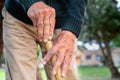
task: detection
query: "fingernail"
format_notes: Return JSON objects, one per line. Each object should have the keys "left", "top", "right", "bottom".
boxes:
{"left": 38, "top": 63, "right": 42, "bottom": 69}
{"left": 41, "top": 61, "right": 46, "bottom": 65}
{"left": 62, "top": 73, "right": 65, "bottom": 77}
{"left": 43, "top": 61, "right": 46, "bottom": 65}
{"left": 43, "top": 39, "right": 47, "bottom": 42}
{"left": 53, "top": 71, "right": 56, "bottom": 75}
{"left": 49, "top": 36, "right": 52, "bottom": 40}
{"left": 40, "top": 39, "right": 42, "bottom": 42}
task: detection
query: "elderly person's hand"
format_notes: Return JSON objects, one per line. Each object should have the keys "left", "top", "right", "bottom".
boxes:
{"left": 27, "top": 2, "right": 56, "bottom": 42}
{"left": 41, "top": 30, "right": 76, "bottom": 77}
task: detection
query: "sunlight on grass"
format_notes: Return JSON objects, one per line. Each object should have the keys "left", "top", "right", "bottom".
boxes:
{"left": 0, "top": 69, "right": 5, "bottom": 80}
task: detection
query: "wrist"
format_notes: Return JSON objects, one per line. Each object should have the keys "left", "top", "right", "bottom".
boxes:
{"left": 61, "top": 30, "right": 76, "bottom": 40}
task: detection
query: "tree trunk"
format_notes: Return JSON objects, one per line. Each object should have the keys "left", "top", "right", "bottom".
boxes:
{"left": 103, "top": 35, "right": 120, "bottom": 79}
{"left": 95, "top": 34, "right": 108, "bottom": 64}
{"left": 95, "top": 32, "right": 120, "bottom": 79}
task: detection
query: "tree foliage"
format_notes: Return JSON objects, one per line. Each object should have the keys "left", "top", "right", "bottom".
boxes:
{"left": 79, "top": 0, "right": 120, "bottom": 78}
{"left": 80, "top": 0, "right": 120, "bottom": 42}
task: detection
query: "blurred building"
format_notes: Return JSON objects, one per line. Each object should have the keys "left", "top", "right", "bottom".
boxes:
{"left": 76, "top": 49, "right": 103, "bottom": 66}
{"left": 111, "top": 48, "right": 120, "bottom": 67}
{"left": 76, "top": 48, "right": 120, "bottom": 67}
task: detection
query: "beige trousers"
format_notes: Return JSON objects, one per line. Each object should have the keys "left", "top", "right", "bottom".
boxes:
{"left": 2, "top": 8, "right": 78, "bottom": 80}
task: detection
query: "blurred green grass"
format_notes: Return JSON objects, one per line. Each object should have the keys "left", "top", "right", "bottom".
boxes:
{"left": 0, "top": 69, "right": 5, "bottom": 80}
{"left": 78, "top": 66, "right": 111, "bottom": 80}
{"left": 0, "top": 66, "right": 120, "bottom": 80}
{"left": 78, "top": 66, "right": 110, "bottom": 76}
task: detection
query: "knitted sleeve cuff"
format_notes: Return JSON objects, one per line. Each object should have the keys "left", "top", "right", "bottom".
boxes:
{"left": 62, "top": 15, "right": 83, "bottom": 38}
{"left": 17, "top": 0, "right": 43, "bottom": 13}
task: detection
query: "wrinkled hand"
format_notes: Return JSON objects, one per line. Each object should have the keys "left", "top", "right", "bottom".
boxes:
{"left": 27, "top": 2, "right": 56, "bottom": 42}
{"left": 41, "top": 30, "right": 76, "bottom": 77}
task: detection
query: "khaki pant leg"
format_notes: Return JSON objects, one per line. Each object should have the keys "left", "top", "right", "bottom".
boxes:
{"left": 2, "top": 8, "right": 38, "bottom": 80}
{"left": 64, "top": 48, "right": 78, "bottom": 80}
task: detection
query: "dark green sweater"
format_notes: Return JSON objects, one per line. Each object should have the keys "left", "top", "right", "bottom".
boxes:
{"left": 5, "top": 0, "right": 88, "bottom": 37}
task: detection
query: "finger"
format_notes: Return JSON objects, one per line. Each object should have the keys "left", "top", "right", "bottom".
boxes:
{"left": 37, "top": 14, "right": 44, "bottom": 42}
{"left": 31, "top": 18, "right": 38, "bottom": 32}
{"left": 28, "top": 11, "right": 38, "bottom": 32}
{"left": 43, "top": 12, "right": 50, "bottom": 42}
{"left": 31, "top": 17, "right": 37, "bottom": 27}
{"left": 52, "top": 50, "right": 65, "bottom": 74}
{"left": 49, "top": 9, "right": 56, "bottom": 40}
{"left": 41, "top": 44, "right": 59, "bottom": 65}
{"left": 61, "top": 51, "right": 73, "bottom": 77}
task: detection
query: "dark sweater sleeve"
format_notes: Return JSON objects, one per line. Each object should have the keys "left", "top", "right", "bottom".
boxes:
{"left": 62, "top": 0, "right": 88, "bottom": 37}
{"left": 16, "top": 0, "right": 43, "bottom": 13}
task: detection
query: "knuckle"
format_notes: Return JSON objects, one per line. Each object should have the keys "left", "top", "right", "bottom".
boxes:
{"left": 45, "top": 25, "right": 49, "bottom": 29}
{"left": 44, "top": 9, "right": 51, "bottom": 14}
{"left": 29, "top": 14, "right": 34, "bottom": 18}
{"left": 51, "top": 8, "right": 55, "bottom": 13}
{"left": 50, "top": 19, "right": 55, "bottom": 23}
{"left": 69, "top": 55, "right": 72, "bottom": 58}
{"left": 44, "top": 30, "right": 49, "bottom": 35}
{"left": 38, "top": 30, "right": 43, "bottom": 34}
{"left": 63, "top": 60, "right": 67, "bottom": 64}
{"left": 44, "top": 9, "right": 49, "bottom": 13}
{"left": 39, "top": 30, "right": 43, "bottom": 34}
{"left": 37, "top": 23, "right": 42, "bottom": 27}
{"left": 39, "top": 11, "right": 45, "bottom": 16}
{"left": 29, "top": 13, "right": 35, "bottom": 19}
{"left": 44, "top": 23, "right": 49, "bottom": 26}
{"left": 44, "top": 58, "right": 49, "bottom": 62}
{"left": 59, "top": 59, "right": 63, "bottom": 63}
{"left": 39, "top": 25, "right": 43, "bottom": 29}
{"left": 50, "top": 33, "right": 53, "bottom": 37}
{"left": 57, "top": 55, "right": 61, "bottom": 60}
{"left": 39, "top": 13, "right": 44, "bottom": 18}
{"left": 34, "top": 12, "right": 39, "bottom": 17}
{"left": 51, "top": 24, "right": 55, "bottom": 28}
{"left": 38, "top": 32, "right": 43, "bottom": 36}
{"left": 39, "top": 9, "right": 44, "bottom": 13}
{"left": 37, "top": 21, "right": 43, "bottom": 26}
{"left": 64, "top": 59, "right": 69, "bottom": 65}
{"left": 50, "top": 29, "right": 53, "bottom": 33}
{"left": 57, "top": 61, "right": 61, "bottom": 65}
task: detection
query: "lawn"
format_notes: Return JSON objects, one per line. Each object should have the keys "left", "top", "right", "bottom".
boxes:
{"left": 0, "top": 66, "right": 120, "bottom": 80}
{"left": 0, "top": 69, "right": 5, "bottom": 80}
{"left": 78, "top": 66, "right": 111, "bottom": 80}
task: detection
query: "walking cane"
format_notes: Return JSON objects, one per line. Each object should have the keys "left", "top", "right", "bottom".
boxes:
{"left": 44, "top": 41, "right": 64, "bottom": 80}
